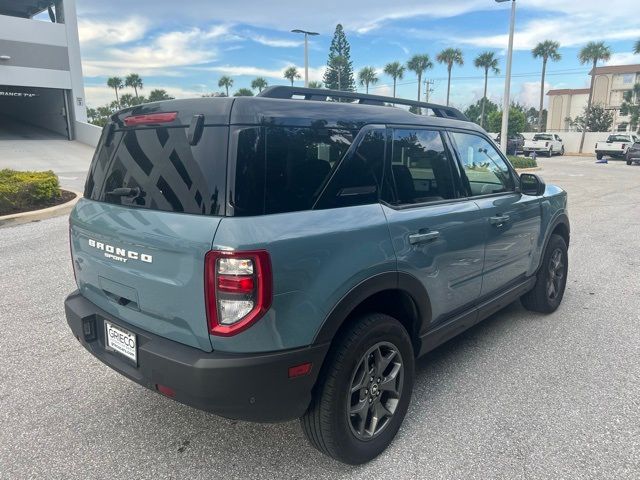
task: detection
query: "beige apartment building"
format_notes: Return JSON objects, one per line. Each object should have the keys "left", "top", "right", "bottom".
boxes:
{"left": 546, "top": 64, "right": 640, "bottom": 132}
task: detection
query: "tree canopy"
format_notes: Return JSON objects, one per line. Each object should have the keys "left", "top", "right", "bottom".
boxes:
{"left": 323, "top": 24, "right": 355, "bottom": 91}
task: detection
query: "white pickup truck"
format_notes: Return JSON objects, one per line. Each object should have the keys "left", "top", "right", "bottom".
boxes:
{"left": 595, "top": 133, "right": 640, "bottom": 160}
{"left": 523, "top": 133, "right": 565, "bottom": 157}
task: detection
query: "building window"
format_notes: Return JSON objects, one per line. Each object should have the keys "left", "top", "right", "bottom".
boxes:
{"left": 617, "top": 123, "right": 629, "bottom": 132}
{"left": 622, "top": 74, "right": 634, "bottom": 85}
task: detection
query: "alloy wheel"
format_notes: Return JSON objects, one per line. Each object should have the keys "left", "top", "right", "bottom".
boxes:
{"left": 546, "top": 248, "right": 565, "bottom": 300}
{"left": 347, "top": 341, "right": 404, "bottom": 440}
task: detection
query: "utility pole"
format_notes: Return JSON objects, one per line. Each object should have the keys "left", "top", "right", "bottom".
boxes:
{"left": 424, "top": 79, "right": 435, "bottom": 103}
{"left": 496, "top": 0, "right": 517, "bottom": 154}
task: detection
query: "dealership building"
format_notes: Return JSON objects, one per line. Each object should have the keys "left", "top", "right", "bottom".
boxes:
{"left": 0, "top": 0, "right": 87, "bottom": 140}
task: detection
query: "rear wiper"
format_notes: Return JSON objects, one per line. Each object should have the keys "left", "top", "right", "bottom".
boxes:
{"left": 106, "top": 187, "right": 140, "bottom": 197}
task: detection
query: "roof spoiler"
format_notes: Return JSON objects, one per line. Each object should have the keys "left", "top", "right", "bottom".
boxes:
{"left": 257, "top": 86, "right": 469, "bottom": 122}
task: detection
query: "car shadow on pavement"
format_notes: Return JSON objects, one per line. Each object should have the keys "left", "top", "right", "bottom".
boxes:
{"left": 91, "top": 299, "right": 537, "bottom": 477}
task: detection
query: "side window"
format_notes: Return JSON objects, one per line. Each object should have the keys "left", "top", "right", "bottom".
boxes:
{"left": 232, "top": 126, "right": 353, "bottom": 216}
{"left": 450, "top": 132, "right": 515, "bottom": 196}
{"left": 316, "top": 128, "right": 387, "bottom": 209}
{"left": 390, "top": 129, "right": 456, "bottom": 205}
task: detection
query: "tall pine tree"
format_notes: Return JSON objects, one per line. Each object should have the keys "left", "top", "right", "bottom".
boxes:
{"left": 323, "top": 24, "right": 355, "bottom": 92}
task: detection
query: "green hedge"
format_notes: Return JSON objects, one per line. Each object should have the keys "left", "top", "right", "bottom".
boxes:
{"left": 507, "top": 155, "right": 538, "bottom": 169}
{"left": 0, "top": 169, "right": 61, "bottom": 215}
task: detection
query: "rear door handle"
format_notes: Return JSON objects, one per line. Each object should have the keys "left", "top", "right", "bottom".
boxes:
{"left": 489, "top": 215, "right": 510, "bottom": 226}
{"left": 409, "top": 231, "right": 440, "bottom": 245}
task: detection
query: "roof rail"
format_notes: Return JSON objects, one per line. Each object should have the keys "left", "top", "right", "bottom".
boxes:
{"left": 257, "top": 86, "right": 469, "bottom": 122}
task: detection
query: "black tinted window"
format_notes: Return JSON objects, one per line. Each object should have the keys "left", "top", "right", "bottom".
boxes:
{"left": 233, "top": 126, "right": 353, "bottom": 215}
{"left": 86, "top": 126, "right": 226, "bottom": 215}
{"left": 316, "top": 129, "right": 387, "bottom": 209}
{"left": 390, "top": 129, "right": 456, "bottom": 205}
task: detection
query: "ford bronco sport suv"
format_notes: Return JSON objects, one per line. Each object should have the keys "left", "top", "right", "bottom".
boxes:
{"left": 65, "top": 86, "right": 569, "bottom": 464}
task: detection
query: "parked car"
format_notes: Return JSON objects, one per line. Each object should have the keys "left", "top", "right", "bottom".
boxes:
{"left": 496, "top": 133, "right": 525, "bottom": 155}
{"left": 595, "top": 133, "right": 640, "bottom": 160}
{"left": 523, "top": 133, "right": 565, "bottom": 157}
{"left": 626, "top": 140, "right": 640, "bottom": 165}
{"left": 65, "top": 86, "right": 570, "bottom": 464}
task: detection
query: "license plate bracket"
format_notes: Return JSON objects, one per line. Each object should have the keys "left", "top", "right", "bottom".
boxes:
{"left": 104, "top": 320, "right": 137, "bottom": 364}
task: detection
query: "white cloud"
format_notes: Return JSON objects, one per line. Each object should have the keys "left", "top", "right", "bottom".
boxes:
{"left": 252, "top": 35, "right": 302, "bottom": 48}
{"left": 605, "top": 52, "right": 640, "bottom": 66}
{"left": 78, "top": 17, "right": 149, "bottom": 45}
{"left": 81, "top": 24, "right": 238, "bottom": 77}
{"left": 84, "top": 84, "right": 208, "bottom": 107}
{"left": 448, "top": 14, "right": 640, "bottom": 51}
{"left": 198, "top": 64, "right": 327, "bottom": 83}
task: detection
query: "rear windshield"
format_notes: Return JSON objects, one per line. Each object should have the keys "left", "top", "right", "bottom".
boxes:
{"left": 607, "top": 135, "right": 630, "bottom": 142}
{"left": 533, "top": 134, "right": 552, "bottom": 141}
{"left": 85, "top": 125, "right": 227, "bottom": 216}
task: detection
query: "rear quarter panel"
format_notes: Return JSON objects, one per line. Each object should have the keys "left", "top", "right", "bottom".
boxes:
{"left": 209, "top": 204, "right": 396, "bottom": 353}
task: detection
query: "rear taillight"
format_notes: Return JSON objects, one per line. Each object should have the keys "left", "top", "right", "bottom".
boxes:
{"left": 205, "top": 250, "right": 272, "bottom": 336}
{"left": 124, "top": 112, "right": 177, "bottom": 127}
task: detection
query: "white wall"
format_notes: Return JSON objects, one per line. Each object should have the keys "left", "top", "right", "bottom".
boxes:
{"left": 61, "top": 0, "right": 87, "bottom": 123}
{"left": 74, "top": 121, "right": 102, "bottom": 147}
{"left": 522, "top": 131, "right": 610, "bottom": 155}
{"left": 0, "top": 14, "right": 67, "bottom": 46}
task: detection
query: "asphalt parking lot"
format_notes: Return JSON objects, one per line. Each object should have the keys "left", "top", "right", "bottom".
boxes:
{"left": 1, "top": 156, "right": 639, "bottom": 479}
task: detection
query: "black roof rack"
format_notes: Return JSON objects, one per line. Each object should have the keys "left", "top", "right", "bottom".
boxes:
{"left": 257, "top": 86, "right": 469, "bottom": 122}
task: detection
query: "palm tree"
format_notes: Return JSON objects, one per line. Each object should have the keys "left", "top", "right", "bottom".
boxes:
{"left": 436, "top": 48, "right": 464, "bottom": 106}
{"left": 407, "top": 54, "right": 433, "bottom": 104}
{"left": 308, "top": 81, "right": 324, "bottom": 89}
{"left": 283, "top": 66, "right": 301, "bottom": 86}
{"left": 218, "top": 76, "right": 234, "bottom": 97}
{"left": 251, "top": 77, "right": 268, "bottom": 93}
{"left": 473, "top": 52, "right": 500, "bottom": 128}
{"left": 532, "top": 41, "right": 561, "bottom": 132}
{"left": 358, "top": 67, "right": 378, "bottom": 94}
{"left": 634, "top": 39, "right": 640, "bottom": 54}
{"left": 107, "top": 77, "right": 123, "bottom": 106}
{"left": 578, "top": 41, "right": 612, "bottom": 151}
{"left": 124, "top": 73, "right": 143, "bottom": 98}
{"left": 383, "top": 61, "right": 405, "bottom": 98}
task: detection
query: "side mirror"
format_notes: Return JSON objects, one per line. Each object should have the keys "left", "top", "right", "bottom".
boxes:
{"left": 520, "top": 173, "right": 545, "bottom": 196}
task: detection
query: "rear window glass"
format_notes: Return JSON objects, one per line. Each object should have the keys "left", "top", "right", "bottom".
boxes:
{"left": 607, "top": 135, "right": 630, "bottom": 142}
{"left": 232, "top": 126, "right": 353, "bottom": 215}
{"left": 85, "top": 126, "right": 226, "bottom": 216}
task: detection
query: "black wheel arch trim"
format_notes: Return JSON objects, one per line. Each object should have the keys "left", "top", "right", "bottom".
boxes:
{"left": 538, "top": 212, "right": 570, "bottom": 271}
{"left": 313, "top": 271, "right": 432, "bottom": 347}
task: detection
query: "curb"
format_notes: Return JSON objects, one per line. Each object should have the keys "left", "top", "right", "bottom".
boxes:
{"left": 0, "top": 190, "right": 81, "bottom": 228}
{"left": 516, "top": 166, "right": 542, "bottom": 173}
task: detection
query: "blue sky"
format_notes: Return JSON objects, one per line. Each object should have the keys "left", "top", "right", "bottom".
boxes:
{"left": 72, "top": 0, "right": 640, "bottom": 109}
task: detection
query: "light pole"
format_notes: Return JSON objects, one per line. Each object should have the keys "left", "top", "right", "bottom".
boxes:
{"left": 496, "top": 0, "right": 516, "bottom": 154}
{"left": 291, "top": 29, "right": 319, "bottom": 87}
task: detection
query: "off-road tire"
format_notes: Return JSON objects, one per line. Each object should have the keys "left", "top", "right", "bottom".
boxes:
{"left": 596, "top": 152, "right": 603, "bottom": 160}
{"left": 521, "top": 234, "right": 568, "bottom": 313}
{"left": 301, "top": 313, "right": 414, "bottom": 464}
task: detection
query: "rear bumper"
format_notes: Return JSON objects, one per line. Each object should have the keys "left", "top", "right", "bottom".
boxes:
{"left": 595, "top": 149, "right": 625, "bottom": 156}
{"left": 64, "top": 291, "right": 329, "bottom": 423}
